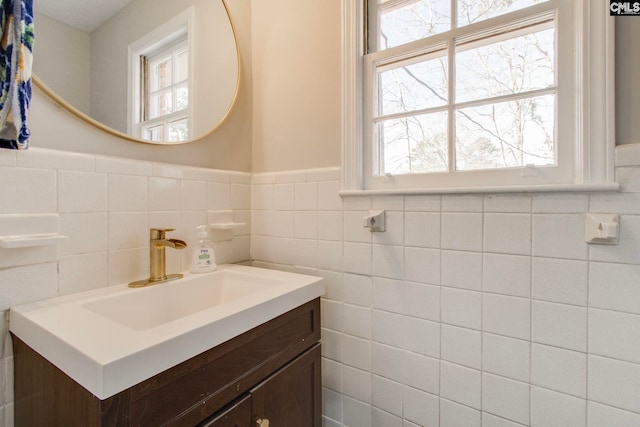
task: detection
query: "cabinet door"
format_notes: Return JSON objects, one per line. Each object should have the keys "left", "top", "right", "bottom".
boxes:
{"left": 200, "top": 395, "right": 252, "bottom": 427}
{"left": 251, "top": 344, "right": 321, "bottom": 427}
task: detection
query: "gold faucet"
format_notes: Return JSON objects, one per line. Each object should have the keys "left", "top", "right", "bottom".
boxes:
{"left": 128, "top": 228, "right": 188, "bottom": 288}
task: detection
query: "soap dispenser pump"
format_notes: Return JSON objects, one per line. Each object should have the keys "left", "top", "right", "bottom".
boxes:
{"left": 190, "top": 225, "right": 216, "bottom": 273}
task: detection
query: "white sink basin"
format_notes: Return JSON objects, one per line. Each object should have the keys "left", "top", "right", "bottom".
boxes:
{"left": 84, "top": 270, "right": 283, "bottom": 331}
{"left": 9, "top": 264, "right": 324, "bottom": 399}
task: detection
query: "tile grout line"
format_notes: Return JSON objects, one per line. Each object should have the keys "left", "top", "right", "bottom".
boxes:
{"left": 529, "top": 199, "right": 534, "bottom": 427}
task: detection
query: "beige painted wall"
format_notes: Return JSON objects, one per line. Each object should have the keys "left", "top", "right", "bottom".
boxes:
{"left": 33, "top": 13, "right": 91, "bottom": 114}
{"left": 251, "top": 0, "right": 342, "bottom": 173}
{"left": 28, "top": 0, "right": 252, "bottom": 172}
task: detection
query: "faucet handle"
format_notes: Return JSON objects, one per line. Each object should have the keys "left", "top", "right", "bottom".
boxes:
{"left": 150, "top": 228, "right": 176, "bottom": 239}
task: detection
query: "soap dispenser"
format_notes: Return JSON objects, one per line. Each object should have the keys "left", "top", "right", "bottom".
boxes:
{"left": 190, "top": 225, "right": 217, "bottom": 273}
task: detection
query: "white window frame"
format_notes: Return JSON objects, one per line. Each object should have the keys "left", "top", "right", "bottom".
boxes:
{"left": 127, "top": 7, "right": 194, "bottom": 144}
{"left": 341, "top": 0, "right": 617, "bottom": 194}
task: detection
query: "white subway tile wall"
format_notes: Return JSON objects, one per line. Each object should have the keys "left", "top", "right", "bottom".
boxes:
{"left": 5, "top": 145, "right": 640, "bottom": 426}
{"left": 250, "top": 145, "right": 640, "bottom": 426}
{"left": 0, "top": 149, "right": 251, "bottom": 427}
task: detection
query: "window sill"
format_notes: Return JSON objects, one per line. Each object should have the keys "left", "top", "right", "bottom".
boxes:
{"left": 339, "top": 182, "right": 619, "bottom": 197}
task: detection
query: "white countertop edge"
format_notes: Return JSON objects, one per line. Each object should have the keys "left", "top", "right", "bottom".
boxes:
{"left": 10, "top": 313, "right": 106, "bottom": 393}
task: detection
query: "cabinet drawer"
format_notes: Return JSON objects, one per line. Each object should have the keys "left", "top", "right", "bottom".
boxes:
{"left": 199, "top": 395, "right": 251, "bottom": 427}
{"left": 129, "top": 298, "right": 320, "bottom": 426}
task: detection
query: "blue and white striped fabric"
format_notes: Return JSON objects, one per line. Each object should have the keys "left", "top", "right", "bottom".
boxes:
{"left": 0, "top": 0, "right": 33, "bottom": 150}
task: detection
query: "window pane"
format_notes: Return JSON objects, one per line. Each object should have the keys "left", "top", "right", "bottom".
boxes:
{"left": 152, "top": 57, "right": 172, "bottom": 91}
{"left": 145, "top": 124, "right": 164, "bottom": 142}
{"left": 379, "top": 54, "right": 448, "bottom": 115}
{"left": 150, "top": 90, "right": 172, "bottom": 119}
{"left": 379, "top": 0, "right": 450, "bottom": 50}
{"left": 378, "top": 111, "right": 448, "bottom": 175}
{"left": 175, "top": 82, "right": 189, "bottom": 112}
{"left": 457, "top": 0, "right": 549, "bottom": 26}
{"left": 169, "top": 118, "right": 189, "bottom": 142}
{"left": 176, "top": 49, "right": 189, "bottom": 82}
{"left": 456, "top": 27, "right": 554, "bottom": 103}
{"left": 455, "top": 94, "right": 555, "bottom": 171}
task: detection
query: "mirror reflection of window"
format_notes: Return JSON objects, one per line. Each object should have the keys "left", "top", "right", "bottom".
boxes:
{"left": 128, "top": 9, "right": 193, "bottom": 144}
{"left": 140, "top": 38, "right": 190, "bottom": 142}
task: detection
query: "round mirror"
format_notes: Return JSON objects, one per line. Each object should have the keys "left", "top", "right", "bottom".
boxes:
{"left": 33, "top": 0, "right": 240, "bottom": 144}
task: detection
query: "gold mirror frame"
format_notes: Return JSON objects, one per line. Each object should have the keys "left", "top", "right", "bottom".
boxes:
{"left": 33, "top": 0, "right": 241, "bottom": 145}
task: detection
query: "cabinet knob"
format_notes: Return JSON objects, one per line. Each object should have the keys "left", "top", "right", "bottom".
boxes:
{"left": 256, "top": 419, "right": 270, "bottom": 427}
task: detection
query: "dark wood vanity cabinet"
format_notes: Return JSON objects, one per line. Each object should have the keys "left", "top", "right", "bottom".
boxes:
{"left": 13, "top": 298, "right": 321, "bottom": 427}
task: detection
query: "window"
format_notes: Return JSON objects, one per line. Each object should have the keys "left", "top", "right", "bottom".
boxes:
{"left": 128, "top": 8, "right": 193, "bottom": 144}
{"left": 341, "top": 0, "right": 616, "bottom": 193}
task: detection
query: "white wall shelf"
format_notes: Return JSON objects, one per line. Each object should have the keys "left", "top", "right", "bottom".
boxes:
{"left": 0, "top": 214, "right": 67, "bottom": 268}
{"left": 207, "top": 210, "right": 246, "bottom": 241}
{"left": 0, "top": 233, "right": 68, "bottom": 249}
